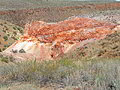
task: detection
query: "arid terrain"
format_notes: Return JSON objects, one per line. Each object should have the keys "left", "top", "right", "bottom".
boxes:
{"left": 0, "top": 1, "right": 120, "bottom": 27}
{"left": 0, "top": 1, "right": 120, "bottom": 90}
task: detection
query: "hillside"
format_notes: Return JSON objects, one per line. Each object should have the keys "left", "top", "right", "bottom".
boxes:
{"left": 2, "top": 17, "right": 117, "bottom": 61}
{"left": 0, "top": 20, "right": 23, "bottom": 52}
{"left": 0, "top": 29, "right": 120, "bottom": 90}
{"left": 64, "top": 28, "right": 120, "bottom": 60}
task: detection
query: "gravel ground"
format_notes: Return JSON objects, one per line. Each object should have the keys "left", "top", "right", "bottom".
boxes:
{"left": 0, "top": 0, "right": 110, "bottom": 11}
{"left": 76, "top": 9, "right": 120, "bottom": 23}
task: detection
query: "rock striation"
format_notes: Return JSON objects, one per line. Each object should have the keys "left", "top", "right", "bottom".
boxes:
{"left": 3, "top": 17, "right": 117, "bottom": 60}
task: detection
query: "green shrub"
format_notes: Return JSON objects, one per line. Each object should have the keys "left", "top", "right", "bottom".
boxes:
{"left": 13, "top": 27, "right": 16, "bottom": 30}
{"left": 3, "top": 36, "right": 8, "bottom": 41}
{"left": 0, "top": 57, "right": 8, "bottom": 63}
{"left": 13, "top": 26, "right": 23, "bottom": 34}
{"left": 0, "top": 54, "right": 14, "bottom": 63}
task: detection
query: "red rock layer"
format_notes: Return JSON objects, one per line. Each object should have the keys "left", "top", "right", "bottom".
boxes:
{"left": 3, "top": 17, "right": 117, "bottom": 60}
{"left": 24, "top": 17, "right": 116, "bottom": 43}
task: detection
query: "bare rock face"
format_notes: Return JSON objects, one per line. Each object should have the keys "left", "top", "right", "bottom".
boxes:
{"left": 3, "top": 17, "right": 117, "bottom": 60}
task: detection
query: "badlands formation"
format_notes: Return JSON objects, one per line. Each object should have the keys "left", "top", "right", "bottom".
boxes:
{"left": 3, "top": 17, "right": 119, "bottom": 60}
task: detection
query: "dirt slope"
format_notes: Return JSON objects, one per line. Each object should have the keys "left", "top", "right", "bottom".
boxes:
{"left": 64, "top": 28, "right": 120, "bottom": 60}
{"left": 0, "top": 20, "right": 23, "bottom": 52}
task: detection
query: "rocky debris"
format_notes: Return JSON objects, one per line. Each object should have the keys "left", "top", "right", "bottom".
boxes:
{"left": 3, "top": 17, "right": 118, "bottom": 60}
{"left": 19, "top": 49, "right": 26, "bottom": 53}
{"left": 11, "top": 49, "right": 18, "bottom": 53}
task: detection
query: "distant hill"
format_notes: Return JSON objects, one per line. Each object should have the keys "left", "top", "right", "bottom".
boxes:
{"left": 0, "top": 0, "right": 117, "bottom": 10}
{"left": 0, "top": 20, "right": 23, "bottom": 52}
{"left": 0, "top": 2, "right": 120, "bottom": 27}
{"left": 0, "top": 0, "right": 99, "bottom": 11}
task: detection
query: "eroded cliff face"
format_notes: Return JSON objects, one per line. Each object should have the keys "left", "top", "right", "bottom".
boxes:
{"left": 3, "top": 17, "right": 117, "bottom": 60}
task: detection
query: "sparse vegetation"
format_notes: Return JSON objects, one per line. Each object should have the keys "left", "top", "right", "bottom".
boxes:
{"left": 0, "top": 20, "right": 23, "bottom": 52}
{"left": 0, "top": 56, "right": 120, "bottom": 90}
{"left": 0, "top": 54, "right": 14, "bottom": 63}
